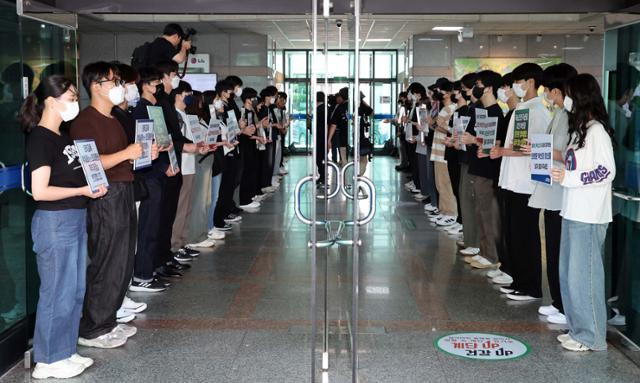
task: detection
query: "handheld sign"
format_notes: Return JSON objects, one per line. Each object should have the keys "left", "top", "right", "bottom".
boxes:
{"left": 167, "top": 146, "right": 179, "bottom": 173}
{"left": 134, "top": 119, "right": 155, "bottom": 170}
{"left": 513, "top": 108, "right": 530, "bottom": 151}
{"left": 418, "top": 105, "right": 430, "bottom": 145}
{"left": 456, "top": 116, "right": 471, "bottom": 151}
{"left": 206, "top": 117, "right": 221, "bottom": 148}
{"left": 186, "top": 114, "right": 206, "bottom": 145}
{"left": 226, "top": 111, "right": 241, "bottom": 145}
{"left": 530, "top": 134, "right": 553, "bottom": 185}
{"left": 74, "top": 139, "right": 109, "bottom": 193}
{"left": 476, "top": 117, "right": 499, "bottom": 155}
{"left": 146, "top": 106, "right": 172, "bottom": 147}
{"left": 475, "top": 108, "right": 488, "bottom": 124}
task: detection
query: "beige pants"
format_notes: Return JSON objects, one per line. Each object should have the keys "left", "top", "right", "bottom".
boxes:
{"left": 471, "top": 175, "right": 500, "bottom": 264}
{"left": 171, "top": 174, "right": 195, "bottom": 251}
{"left": 434, "top": 161, "right": 457, "bottom": 217}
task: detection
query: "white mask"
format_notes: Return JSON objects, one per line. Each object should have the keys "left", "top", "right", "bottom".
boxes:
{"left": 512, "top": 83, "right": 527, "bottom": 98}
{"left": 170, "top": 76, "right": 180, "bottom": 90}
{"left": 497, "top": 88, "right": 509, "bottom": 103}
{"left": 408, "top": 93, "right": 416, "bottom": 102}
{"left": 563, "top": 96, "right": 574, "bottom": 113}
{"left": 108, "top": 85, "right": 125, "bottom": 105}
{"left": 59, "top": 100, "right": 79, "bottom": 122}
{"left": 124, "top": 84, "right": 140, "bottom": 105}
{"left": 213, "top": 99, "right": 224, "bottom": 110}
{"left": 235, "top": 87, "right": 243, "bottom": 96}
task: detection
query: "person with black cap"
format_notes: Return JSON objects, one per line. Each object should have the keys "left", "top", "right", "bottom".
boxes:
{"left": 328, "top": 87, "right": 350, "bottom": 166}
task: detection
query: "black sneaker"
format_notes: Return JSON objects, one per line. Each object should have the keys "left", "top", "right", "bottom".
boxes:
{"left": 182, "top": 247, "right": 200, "bottom": 257}
{"left": 168, "top": 259, "right": 190, "bottom": 270}
{"left": 214, "top": 224, "right": 233, "bottom": 231}
{"left": 129, "top": 280, "right": 166, "bottom": 293}
{"left": 154, "top": 277, "right": 171, "bottom": 288}
{"left": 156, "top": 265, "right": 183, "bottom": 278}
{"left": 173, "top": 249, "right": 193, "bottom": 264}
{"left": 224, "top": 214, "right": 243, "bottom": 224}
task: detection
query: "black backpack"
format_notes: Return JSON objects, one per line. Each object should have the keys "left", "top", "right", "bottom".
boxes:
{"left": 131, "top": 42, "right": 152, "bottom": 69}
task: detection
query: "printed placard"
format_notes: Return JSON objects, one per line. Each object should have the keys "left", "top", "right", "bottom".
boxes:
{"left": 474, "top": 108, "right": 488, "bottom": 125}
{"left": 206, "top": 118, "right": 222, "bottom": 148}
{"left": 74, "top": 139, "right": 109, "bottom": 193}
{"left": 418, "top": 105, "right": 430, "bottom": 145}
{"left": 134, "top": 119, "right": 155, "bottom": 170}
{"left": 475, "top": 117, "right": 499, "bottom": 155}
{"left": 167, "top": 146, "right": 179, "bottom": 173}
{"left": 256, "top": 127, "right": 266, "bottom": 151}
{"left": 530, "top": 134, "right": 553, "bottom": 185}
{"left": 146, "top": 106, "right": 172, "bottom": 147}
{"left": 435, "top": 333, "right": 530, "bottom": 361}
{"left": 226, "top": 111, "right": 241, "bottom": 145}
{"left": 454, "top": 116, "right": 471, "bottom": 152}
{"left": 186, "top": 114, "right": 206, "bottom": 145}
{"left": 513, "top": 108, "right": 530, "bottom": 151}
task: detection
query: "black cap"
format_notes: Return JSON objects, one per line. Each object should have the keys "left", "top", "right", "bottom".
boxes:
{"left": 338, "top": 87, "right": 349, "bottom": 100}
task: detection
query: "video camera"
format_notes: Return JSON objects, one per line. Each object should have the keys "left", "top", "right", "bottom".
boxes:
{"left": 183, "top": 27, "right": 198, "bottom": 55}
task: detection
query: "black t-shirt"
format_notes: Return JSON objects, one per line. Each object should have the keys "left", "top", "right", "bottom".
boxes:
{"left": 111, "top": 106, "right": 135, "bottom": 144}
{"left": 330, "top": 102, "right": 349, "bottom": 146}
{"left": 456, "top": 104, "right": 472, "bottom": 163}
{"left": 147, "top": 38, "right": 178, "bottom": 67}
{"left": 468, "top": 103, "right": 507, "bottom": 181}
{"left": 27, "top": 126, "right": 87, "bottom": 210}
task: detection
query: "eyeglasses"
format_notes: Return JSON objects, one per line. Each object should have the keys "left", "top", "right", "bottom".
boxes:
{"left": 97, "top": 78, "right": 124, "bottom": 87}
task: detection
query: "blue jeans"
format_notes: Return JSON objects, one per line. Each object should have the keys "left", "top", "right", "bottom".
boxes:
{"left": 31, "top": 209, "right": 87, "bottom": 363}
{"left": 208, "top": 173, "right": 222, "bottom": 230}
{"left": 559, "top": 218, "right": 608, "bottom": 350}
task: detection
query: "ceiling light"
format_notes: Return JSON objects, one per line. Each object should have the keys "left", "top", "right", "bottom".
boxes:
{"left": 290, "top": 39, "right": 310, "bottom": 42}
{"left": 562, "top": 46, "right": 584, "bottom": 50}
{"left": 367, "top": 38, "right": 392, "bottom": 42}
{"left": 432, "top": 26, "right": 464, "bottom": 32}
{"left": 418, "top": 37, "right": 444, "bottom": 42}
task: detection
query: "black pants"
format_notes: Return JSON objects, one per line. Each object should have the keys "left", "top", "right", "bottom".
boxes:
{"left": 261, "top": 143, "right": 274, "bottom": 188}
{"left": 504, "top": 190, "right": 542, "bottom": 297}
{"left": 157, "top": 173, "right": 182, "bottom": 266}
{"left": 80, "top": 182, "right": 136, "bottom": 339}
{"left": 407, "top": 142, "right": 419, "bottom": 188}
{"left": 135, "top": 172, "right": 164, "bottom": 280}
{"left": 256, "top": 149, "right": 267, "bottom": 195}
{"left": 239, "top": 138, "right": 258, "bottom": 205}
{"left": 214, "top": 154, "right": 240, "bottom": 227}
{"left": 316, "top": 143, "right": 327, "bottom": 183}
{"left": 447, "top": 159, "right": 461, "bottom": 223}
{"left": 496, "top": 187, "right": 511, "bottom": 275}
{"left": 544, "top": 209, "right": 563, "bottom": 312}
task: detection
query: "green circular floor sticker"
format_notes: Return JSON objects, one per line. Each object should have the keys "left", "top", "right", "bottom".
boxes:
{"left": 435, "top": 333, "right": 530, "bottom": 360}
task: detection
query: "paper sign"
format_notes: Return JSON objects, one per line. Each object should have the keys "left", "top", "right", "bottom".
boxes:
{"left": 186, "top": 114, "right": 206, "bottom": 145}
{"left": 146, "top": 106, "right": 172, "bottom": 147}
{"left": 418, "top": 105, "right": 429, "bottom": 145}
{"left": 455, "top": 116, "right": 471, "bottom": 151}
{"left": 256, "top": 127, "right": 266, "bottom": 151}
{"left": 475, "top": 108, "right": 488, "bottom": 123}
{"left": 475, "top": 117, "right": 499, "bottom": 154}
{"left": 404, "top": 105, "right": 414, "bottom": 141}
{"left": 206, "top": 118, "right": 221, "bottom": 148}
{"left": 134, "top": 119, "right": 155, "bottom": 170}
{"left": 167, "top": 146, "right": 179, "bottom": 173}
{"left": 513, "top": 108, "right": 530, "bottom": 151}
{"left": 226, "top": 111, "right": 241, "bottom": 145}
{"left": 530, "top": 134, "right": 553, "bottom": 185}
{"left": 74, "top": 139, "right": 109, "bottom": 193}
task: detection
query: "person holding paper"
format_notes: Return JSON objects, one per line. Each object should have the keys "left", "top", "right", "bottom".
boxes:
{"left": 490, "top": 63, "right": 552, "bottom": 301}
{"left": 20, "top": 76, "right": 107, "bottom": 379}
{"left": 407, "top": 83, "right": 429, "bottom": 202}
{"left": 551, "top": 73, "right": 615, "bottom": 352}
{"left": 238, "top": 87, "right": 263, "bottom": 210}
{"left": 386, "top": 92, "right": 409, "bottom": 171}
{"left": 327, "top": 87, "right": 350, "bottom": 167}
{"left": 257, "top": 86, "right": 279, "bottom": 193}
{"left": 462, "top": 71, "right": 508, "bottom": 271}
{"left": 525, "top": 63, "right": 577, "bottom": 325}
{"left": 70, "top": 62, "right": 142, "bottom": 349}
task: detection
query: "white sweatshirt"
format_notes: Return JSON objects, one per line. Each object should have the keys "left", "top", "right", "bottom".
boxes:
{"left": 560, "top": 120, "right": 615, "bottom": 224}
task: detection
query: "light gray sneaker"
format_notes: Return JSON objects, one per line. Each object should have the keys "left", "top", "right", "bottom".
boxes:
{"left": 70, "top": 353, "right": 94, "bottom": 368}
{"left": 112, "top": 324, "right": 137, "bottom": 338}
{"left": 78, "top": 332, "right": 127, "bottom": 349}
{"left": 32, "top": 359, "right": 86, "bottom": 379}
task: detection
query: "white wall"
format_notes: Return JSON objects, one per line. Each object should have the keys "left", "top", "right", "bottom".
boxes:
{"left": 411, "top": 33, "right": 604, "bottom": 87}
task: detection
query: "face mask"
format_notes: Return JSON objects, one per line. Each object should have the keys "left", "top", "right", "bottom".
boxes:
{"left": 213, "top": 99, "right": 224, "bottom": 110}
{"left": 155, "top": 84, "right": 163, "bottom": 95}
{"left": 433, "top": 92, "right": 444, "bottom": 102}
{"left": 125, "top": 84, "right": 140, "bottom": 104}
{"left": 108, "top": 85, "right": 125, "bottom": 105}
{"left": 58, "top": 100, "right": 79, "bottom": 122}
{"left": 472, "top": 86, "right": 485, "bottom": 100}
{"left": 462, "top": 91, "right": 471, "bottom": 101}
{"left": 170, "top": 76, "right": 180, "bottom": 90}
{"left": 408, "top": 93, "right": 416, "bottom": 102}
{"left": 183, "top": 94, "right": 193, "bottom": 106}
{"left": 235, "top": 87, "right": 243, "bottom": 96}
{"left": 563, "top": 96, "right": 574, "bottom": 113}
{"left": 542, "top": 91, "right": 553, "bottom": 105}
{"left": 512, "top": 83, "right": 527, "bottom": 98}
{"left": 252, "top": 99, "right": 259, "bottom": 109}
{"left": 497, "top": 88, "right": 509, "bottom": 103}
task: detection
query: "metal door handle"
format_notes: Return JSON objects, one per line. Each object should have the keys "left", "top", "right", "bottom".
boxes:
{"left": 294, "top": 175, "right": 326, "bottom": 225}
{"left": 340, "top": 161, "right": 355, "bottom": 200}
{"left": 613, "top": 190, "right": 640, "bottom": 202}
{"left": 355, "top": 176, "right": 376, "bottom": 225}
{"left": 317, "top": 160, "right": 341, "bottom": 200}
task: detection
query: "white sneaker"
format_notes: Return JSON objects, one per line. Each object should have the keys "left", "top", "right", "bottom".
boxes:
{"left": 608, "top": 309, "right": 626, "bottom": 326}
{"left": 506, "top": 292, "right": 541, "bottom": 301}
{"left": 409, "top": 187, "right": 420, "bottom": 193}
{"left": 538, "top": 305, "right": 560, "bottom": 316}
{"left": 456, "top": 240, "right": 466, "bottom": 248}
{"left": 262, "top": 186, "right": 277, "bottom": 193}
{"left": 486, "top": 269, "right": 503, "bottom": 279}
{"left": 470, "top": 257, "right": 496, "bottom": 269}
{"left": 116, "top": 309, "right": 135, "bottom": 324}
{"left": 557, "top": 333, "right": 571, "bottom": 343}
{"left": 460, "top": 247, "right": 480, "bottom": 256}
{"left": 404, "top": 181, "right": 415, "bottom": 190}
{"left": 499, "top": 286, "right": 515, "bottom": 294}
{"left": 122, "top": 296, "right": 147, "bottom": 313}
{"left": 547, "top": 313, "right": 567, "bottom": 324}
{"left": 492, "top": 273, "right": 514, "bottom": 285}
{"left": 112, "top": 324, "right": 137, "bottom": 338}
{"left": 423, "top": 203, "right": 438, "bottom": 212}
{"left": 445, "top": 223, "right": 462, "bottom": 232}
{"left": 429, "top": 214, "right": 443, "bottom": 223}
{"left": 239, "top": 201, "right": 261, "bottom": 209}
{"left": 561, "top": 338, "right": 590, "bottom": 352}
{"left": 464, "top": 255, "right": 483, "bottom": 264}
{"left": 187, "top": 238, "right": 216, "bottom": 248}
{"left": 208, "top": 229, "right": 226, "bottom": 240}
{"left": 69, "top": 353, "right": 94, "bottom": 368}
{"left": 253, "top": 194, "right": 266, "bottom": 202}
{"left": 436, "top": 215, "right": 457, "bottom": 227}
{"left": 32, "top": 358, "right": 86, "bottom": 379}
{"left": 78, "top": 332, "right": 127, "bottom": 348}
{"left": 279, "top": 167, "right": 288, "bottom": 175}
{"left": 414, "top": 194, "right": 428, "bottom": 201}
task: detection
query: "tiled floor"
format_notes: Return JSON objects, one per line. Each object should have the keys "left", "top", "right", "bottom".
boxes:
{"left": 2, "top": 156, "right": 639, "bottom": 382}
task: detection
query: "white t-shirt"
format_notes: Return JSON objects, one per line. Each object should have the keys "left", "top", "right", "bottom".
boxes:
{"left": 498, "top": 96, "right": 552, "bottom": 194}
{"left": 176, "top": 108, "right": 196, "bottom": 175}
{"left": 560, "top": 121, "right": 615, "bottom": 224}
{"left": 430, "top": 104, "right": 456, "bottom": 163}
{"left": 528, "top": 108, "right": 570, "bottom": 211}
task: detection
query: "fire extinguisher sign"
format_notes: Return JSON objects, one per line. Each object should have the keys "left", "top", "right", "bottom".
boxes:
{"left": 435, "top": 333, "right": 530, "bottom": 361}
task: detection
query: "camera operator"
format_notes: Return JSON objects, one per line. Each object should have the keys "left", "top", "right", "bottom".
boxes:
{"left": 146, "top": 23, "right": 193, "bottom": 66}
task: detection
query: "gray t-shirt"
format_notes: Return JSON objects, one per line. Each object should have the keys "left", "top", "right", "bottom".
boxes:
{"left": 528, "top": 108, "right": 570, "bottom": 211}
